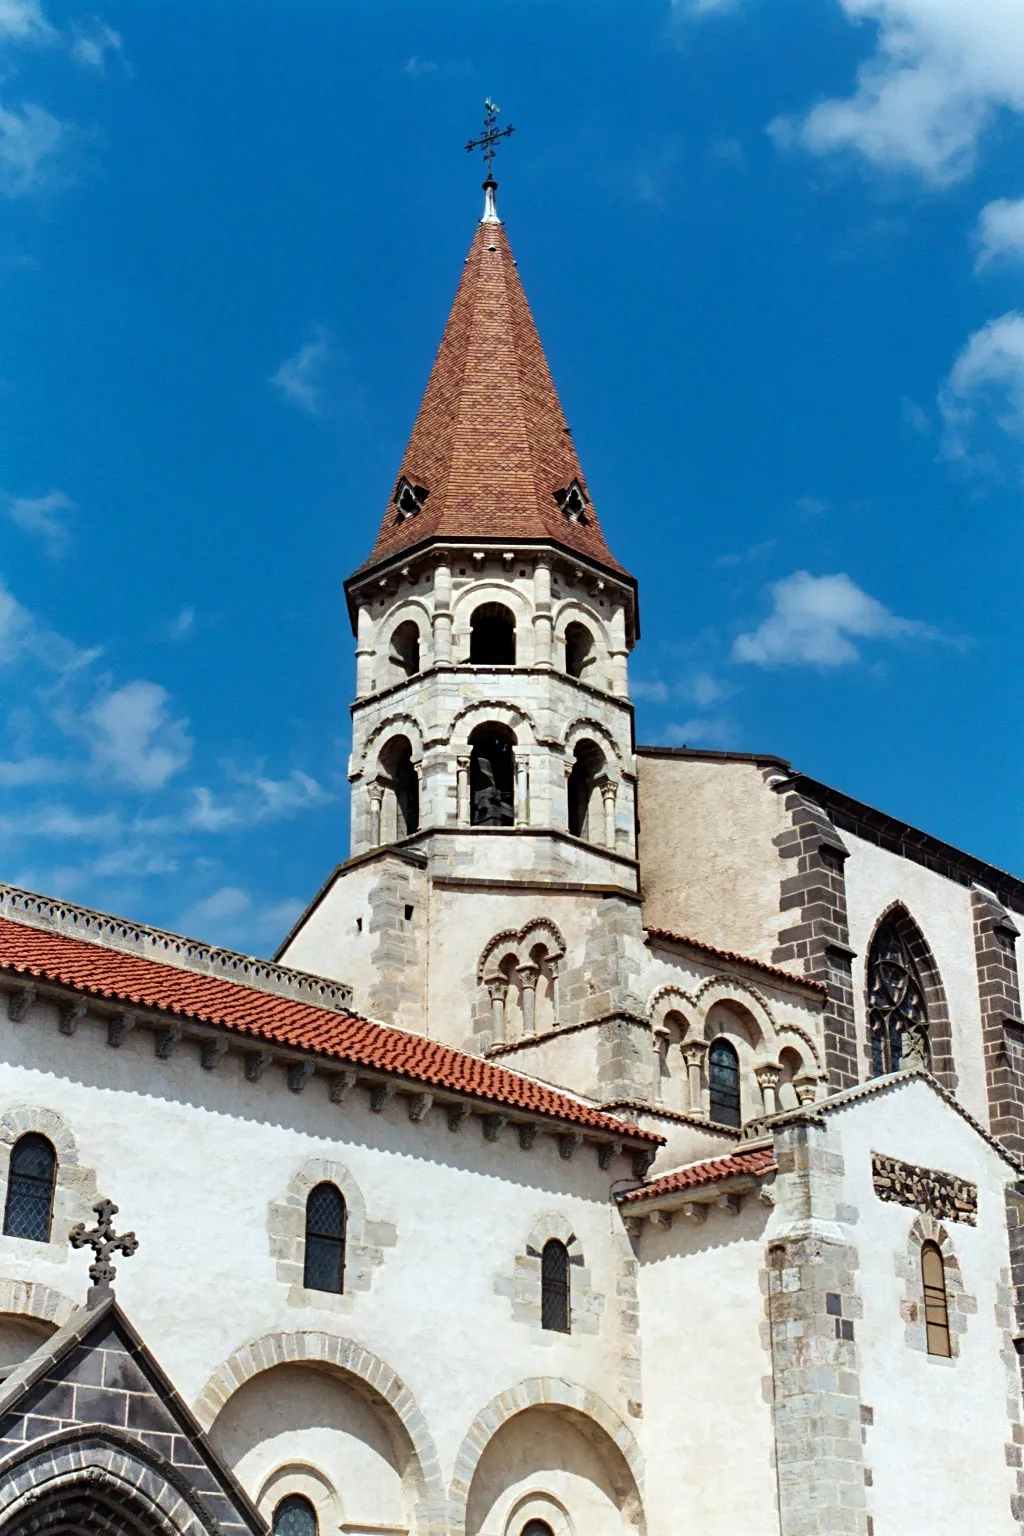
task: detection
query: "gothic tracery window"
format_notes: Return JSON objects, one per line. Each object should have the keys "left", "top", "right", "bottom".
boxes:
{"left": 303, "top": 1182, "right": 346, "bottom": 1294}
{"left": 3, "top": 1133, "right": 56, "bottom": 1242}
{"left": 868, "top": 921, "right": 929, "bottom": 1076}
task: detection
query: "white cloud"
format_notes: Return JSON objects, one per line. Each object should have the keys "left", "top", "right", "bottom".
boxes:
{"left": 663, "top": 717, "right": 735, "bottom": 747}
{"left": 167, "top": 606, "right": 195, "bottom": 641}
{"left": 0, "top": 99, "right": 70, "bottom": 196}
{"left": 180, "top": 885, "right": 250, "bottom": 932}
{"left": 86, "top": 681, "right": 193, "bottom": 791}
{"left": 403, "top": 55, "right": 437, "bottom": 77}
{"left": 732, "top": 571, "right": 935, "bottom": 667}
{"left": 6, "top": 488, "right": 74, "bottom": 553}
{"left": 0, "top": 0, "right": 54, "bottom": 44}
{"left": 901, "top": 396, "right": 932, "bottom": 434}
{"left": 0, "top": 755, "right": 67, "bottom": 786}
{"left": 186, "top": 769, "right": 329, "bottom": 832}
{"left": 672, "top": 0, "right": 738, "bottom": 15}
{"left": 270, "top": 326, "right": 332, "bottom": 416}
{"left": 772, "top": 0, "right": 1024, "bottom": 186}
{"left": 940, "top": 312, "right": 1024, "bottom": 461}
{"left": 975, "top": 198, "right": 1024, "bottom": 269}
{"left": 631, "top": 678, "right": 669, "bottom": 704}
{"left": 70, "top": 19, "right": 122, "bottom": 70}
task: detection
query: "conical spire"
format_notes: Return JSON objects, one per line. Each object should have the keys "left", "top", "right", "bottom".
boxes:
{"left": 359, "top": 203, "right": 628, "bottom": 577}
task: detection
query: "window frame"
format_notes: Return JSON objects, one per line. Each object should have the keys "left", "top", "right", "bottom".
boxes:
{"left": 921, "top": 1239, "right": 952, "bottom": 1359}
{"left": 708, "top": 1037, "right": 741, "bottom": 1129}
{"left": 303, "top": 1182, "right": 346, "bottom": 1295}
{"left": 540, "top": 1237, "right": 571, "bottom": 1334}
{"left": 272, "top": 1494, "right": 319, "bottom": 1536}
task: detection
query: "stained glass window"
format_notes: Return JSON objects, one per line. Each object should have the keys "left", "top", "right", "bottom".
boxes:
{"left": 709, "top": 1038, "right": 741, "bottom": 1129}
{"left": 273, "top": 1496, "right": 317, "bottom": 1536}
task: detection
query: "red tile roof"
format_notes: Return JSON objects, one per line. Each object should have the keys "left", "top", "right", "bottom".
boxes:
{"left": 356, "top": 218, "right": 629, "bottom": 578}
{"left": 618, "top": 1146, "right": 776, "bottom": 1204}
{"left": 644, "top": 927, "right": 828, "bottom": 996}
{"left": 0, "top": 917, "right": 659, "bottom": 1143}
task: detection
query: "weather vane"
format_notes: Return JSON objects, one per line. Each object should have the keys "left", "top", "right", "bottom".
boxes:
{"left": 465, "top": 98, "right": 515, "bottom": 181}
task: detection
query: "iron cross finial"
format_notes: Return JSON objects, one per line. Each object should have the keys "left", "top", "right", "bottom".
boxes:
{"left": 69, "top": 1197, "right": 139, "bottom": 1308}
{"left": 465, "top": 98, "right": 515, "bottom": 181}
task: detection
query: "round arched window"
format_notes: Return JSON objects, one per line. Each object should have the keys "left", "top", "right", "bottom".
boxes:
{"left": 273, "top": 1495, "right": 318, "bottom": 1536}
{"left": 522, "top": 1523, "right": 555, "bottom": 1536}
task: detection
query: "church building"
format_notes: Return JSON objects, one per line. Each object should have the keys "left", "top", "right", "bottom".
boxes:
{"left": 0, "top": 165, "right": 1022, "bottom": 1536}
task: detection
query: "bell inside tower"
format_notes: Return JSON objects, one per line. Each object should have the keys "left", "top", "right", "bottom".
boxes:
{"left": 469, "top": 724, "right": 515, "bottom": 826}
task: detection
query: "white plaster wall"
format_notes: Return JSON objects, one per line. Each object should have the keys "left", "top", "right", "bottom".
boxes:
{"left": 638, "top": 1200, "right": 777, "bottom": 1536}
{"left": 465, "top": 1410, "right": 623, "bottom": 1536}
{"left": 843, "top": 833, "right": 989, "bottom": 1123}
{"left": 635, "top": 755, "right": 788, "bottom": 963}
{"left": 829, "top": 1080, "right": 1018, "bottom": 1535}
{"left": 0, "top": 1002, "right": 641, "bottom": 1499}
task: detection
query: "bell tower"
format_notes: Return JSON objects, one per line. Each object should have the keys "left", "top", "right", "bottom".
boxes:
{"left": 343, "top": 176, "right": 638, "bottom": 887}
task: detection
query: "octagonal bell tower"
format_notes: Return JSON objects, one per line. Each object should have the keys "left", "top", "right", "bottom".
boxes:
{"left": 343, "top": 177, "right": 639, "bottom": 892}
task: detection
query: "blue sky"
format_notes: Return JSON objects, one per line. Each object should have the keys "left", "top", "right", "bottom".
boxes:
{"left": 1, "top": 0, "right": 1022, "bottom": 952}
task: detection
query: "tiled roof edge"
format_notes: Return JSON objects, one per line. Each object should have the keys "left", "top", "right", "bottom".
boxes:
{"left": 643, "top": 926, "right": 827, "bottom": 997}
{"left": 617, "top": 1143, "right": 776, "bottom": 1204}
{"left": 0, "top": 883, "right": 354, "bottom": 1012}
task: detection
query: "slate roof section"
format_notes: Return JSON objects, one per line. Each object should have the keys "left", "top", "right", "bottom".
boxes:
{"left": 0, "top": 916, "right": 660, "bottom": 1144}
{"left": 356, "top": 216, "right": 629, "bottom": 578}
{"left": 643, "top": 926, "right": 828, "bottom": 996}
{"left": 617, "top": 1145, "right": 777, "bottom": 1204}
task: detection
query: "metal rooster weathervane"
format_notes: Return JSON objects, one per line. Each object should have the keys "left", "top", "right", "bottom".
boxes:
{"left": 465, "top": 98, "right": 515, "bottom": 180}
{"left": 70, "top": 1197, "right": 139, "bottom": 1308}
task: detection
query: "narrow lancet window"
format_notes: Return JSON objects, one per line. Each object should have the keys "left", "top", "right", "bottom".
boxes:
{"left": 921, "top": 1241, "right": 952, "bottom": 1358}
{"left": 3, "top": 1133, "right": 56, "bottom": 1242}
{"left": 303, "top": 1182, "right": 346, "bottom": 1294}
{"left": 868, "top": 921, "right": 929, "bottom": 1075}
{"left": 541, "top": 1238, "right": 571, "bottom": 1334}
{"left": 708, "top": 1038, "right": 741, "bottom": 1129}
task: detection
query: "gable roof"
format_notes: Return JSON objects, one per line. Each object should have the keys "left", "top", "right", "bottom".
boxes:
{"left": 0, "top": 1296, "right": 263, "bottom": 1536}
{"left": 353, "top": 214, "right": 629, "bottom": 580}
{"left": 643, "top": 926, "right": 827, "bottom": 997}
{"left": 0, "top": 915, "right": 660, "bottom": 1145}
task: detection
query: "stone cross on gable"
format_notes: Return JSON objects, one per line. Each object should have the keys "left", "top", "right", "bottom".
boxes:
{"left": 70, "top": 1197, "right": 139, "bottom": 1308}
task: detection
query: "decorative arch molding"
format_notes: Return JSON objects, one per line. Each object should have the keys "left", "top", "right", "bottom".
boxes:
{"left": 377, "top": 598, "right": 433, "bottom": 643}
{"left": 0, "top": 1277, "right": 77, "bottom": 1332}
{"left": 865, "top": 904, "right": 957, "bottom": 1092}
{"left": 776, "top": 1021, "right": 824, "bottom": 1076}
{"left": 194, "top": 1332, "right": 447, "bottom": 1536}
{"left": 693, "top": 975, "right": 778, "bottom": 1050}
{"left": 266, "top": 1158, "right": 396, "bottom": 1313}
{"left": 360, "top": 714, "right": 426, "bottom": 766}
{"left": 445, "top": 700, "right": 538, "bottom": 751}
{"left": 478, "top": 919, "right": 567, "bottom": 982}
{"left": 552, "top": 600, "right": 612, "bottom": 647}
{"left": 562, "top": 716, "right": 624, "bottom": 770}
{"left": 449, "top": 1378, "right": 646, "bottom": 1536}
{"left": 648, "top": 984, "right": 697, "bottom": 1032}
{"left": 0, "top": 1429, "right": 221, "bottom": 1536}
{"left": 0, "top": 1105, "right": 99, "bottom": 1259}
{"left": 451, "top": 581, "right": 533, "bottom": 627}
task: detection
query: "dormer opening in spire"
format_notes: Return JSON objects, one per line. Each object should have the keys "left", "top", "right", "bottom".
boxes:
{"left": 554, "top": 479, "right": 589, "bottom": 525}
{"left": 393, "top": 476, "right": 429, "bottom": 523}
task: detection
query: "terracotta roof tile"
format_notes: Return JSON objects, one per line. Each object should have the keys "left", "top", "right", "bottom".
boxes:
{"left": 618, "top": 1146, "right": 776, "bottom": 1204}
{"left": 0, "top": 917, "right": 659, "bottom": 1143}
{"left": 644, "top": 926, "right": 827, "bottom": 996}
{"left": 356, "top": 219, "right": 629, "bottom": 578}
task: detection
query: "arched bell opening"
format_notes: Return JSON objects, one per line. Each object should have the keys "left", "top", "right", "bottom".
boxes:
{"left": 566, "top": 739, "right": 606, "bottom": 841}
{"left": 469, "top": 724, "right": 516, "bottom": 827}
{"left": 388, "top": 620, "right": 421, "bottom": 682}
{"left": 378, "top": 735, "right": 420, "bottom": 839}
{"left": 564, "top": 621, "right": 594, "bottom": 681}
{"left": 470, "top": 603, "right": 517, "bottom": 666}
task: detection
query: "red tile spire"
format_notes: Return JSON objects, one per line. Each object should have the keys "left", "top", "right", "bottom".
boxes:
{"left": 357, "top": 193, "right": 629, "bottom": 577}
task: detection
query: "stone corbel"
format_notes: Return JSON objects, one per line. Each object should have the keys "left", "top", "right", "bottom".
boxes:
{"left": 447, "top": 1102, "right": 471, "bottom": 1133}
{"left": 649, "top": 1209, "right": 672, "bottom": 1232}
{"left": 598, "top": 1138, "right": 622, "bottom": 1171}
{"left": 244, "top": 1049, "right": 274, "bottom": 1082}
{"left": 107, "top": 1011, "right": 136, "bottom": 1048}
{"left": 7, "top": 986, "right": 36, "bottom": 1022}
{"left": 369, "top": 1081, "right": 396, "bottom": 1114}
{"left": 58, "top": 999, "right": 88, "bottom": 1037}
{"left": 716, "top": 1193, "right": 743, "bottom": 1216}
{"left": 201, "top": 1038, "right": 229, "bottom": 1070}
{"left": 680, "top": 1201, "right": 708, "bottom": 1224}
{"left": 328, "top": 1069, "right": 359, "bottom": 1103}
{"left": 407, "top": 1091, "right": 433, "bottom": 1123}
{"left": 632, "top": 1147, "right": 657, "bottom": 1180}
{"left": 482, "top": 1113, "right": 508, "bottom": 1142}
{"left": 518, "top": 1122, "right": 538, "bottom": 1151}
{"left": 559, "top": 1131, "right": 584, "bottom": 1161}
{"left": 287, "top": 1061, "right": 316, "bottom": 1093}
{"left": 154, "top": 1026, "right": 182, "bottom": 1060}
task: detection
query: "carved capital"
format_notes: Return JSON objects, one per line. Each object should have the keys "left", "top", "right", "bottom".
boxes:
{"left": 517, "top": 964, "right": 541, "bottom": 991}
{"left": 681, "top": 1040, "right": 707, "bottom": 1067}
{"left": 485, "top": 976, "right": 509, "bottom": 1003}
{"left": 754, "top": 1062, "right": 782, "bottom": 1089}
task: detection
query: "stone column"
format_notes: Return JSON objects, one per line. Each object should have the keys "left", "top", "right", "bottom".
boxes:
{"left": 600, "top": 778, "right": 618, "bottom": 850}
{"left": 532, "top": 558, "right": 553, "bottom": 670}
{"left": 652, "top": 1027, "right": 669, "bottom": 1103}
{"left": 355, "top": 603, "right": 375, "bottom": 697}
{"left": 456, "top": 755, "right": 471, "bottom": 827}
{"left": 518, "top": 966, "right": 540, "bottom": 1037}
{"left": 432, "top": 556, "right": 453, "bottom": 668}
{"left": 755, "top": 1063, "right": 782, "bottom": 1117}
{"left": 681, "top": 1041, "right": 707, "bottom": 1115}
{"left": 514, "top": 752, "right": 530, "bottom": 827}
{"left": 486, "top": 978, "right": 508, "bottom": 1045}
{"left": 609, "top": 602, "right": 629, "bottom": 697}
{"left": 368, "top": 782, "right": 384, "bottom": 848}
{"left": 549, "top": 961, "right": 561, "bottom": 1026}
